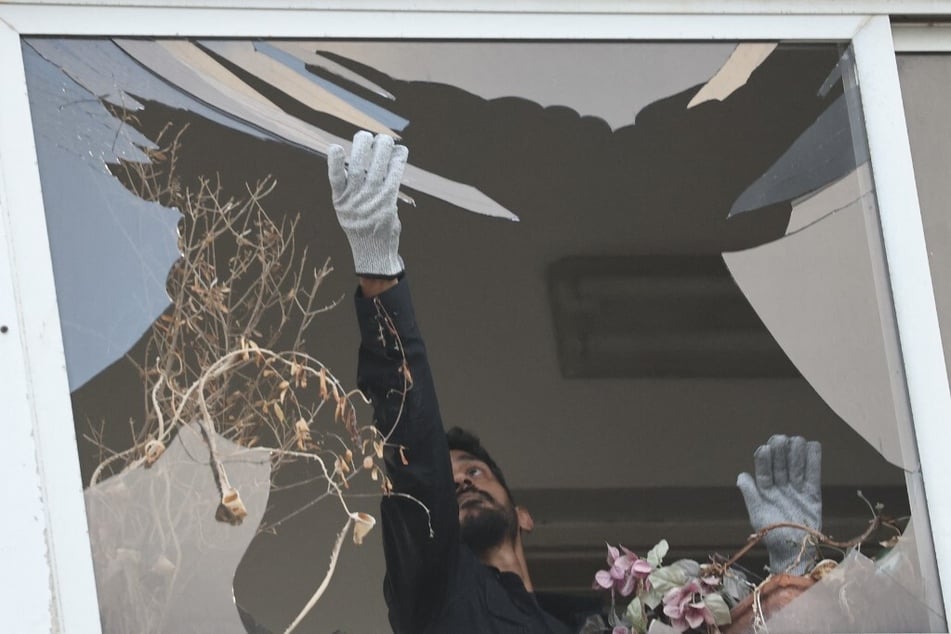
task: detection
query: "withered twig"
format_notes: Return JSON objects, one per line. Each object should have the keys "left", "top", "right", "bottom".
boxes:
{"left": 715, "top": 514, "right": 891, "bottom": 574}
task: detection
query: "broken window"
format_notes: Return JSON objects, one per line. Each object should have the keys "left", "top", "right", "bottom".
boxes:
{"left": 23, "top": 38, "right": 942, "bottom": 632}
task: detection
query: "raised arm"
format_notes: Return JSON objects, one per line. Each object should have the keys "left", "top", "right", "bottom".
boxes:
{"left": 327, "top": 131, "right": 458, "bottom": 633}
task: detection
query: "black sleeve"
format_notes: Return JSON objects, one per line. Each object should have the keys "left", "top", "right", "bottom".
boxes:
{"left": 354, "top": 277, "right": 459, "bottom": 633}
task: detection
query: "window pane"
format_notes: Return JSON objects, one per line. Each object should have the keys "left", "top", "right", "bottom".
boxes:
{"left": 24, "top": 37, "right": 940, "bottom": 632}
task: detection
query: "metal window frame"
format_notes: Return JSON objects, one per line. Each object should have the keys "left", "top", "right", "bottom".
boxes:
{"left": 1, "top": 3, "right": 948, "bottom": 631}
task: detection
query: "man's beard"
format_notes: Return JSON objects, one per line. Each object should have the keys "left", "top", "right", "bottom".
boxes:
{"left": 459, "top": 496, "right": 518, "bottom": 557}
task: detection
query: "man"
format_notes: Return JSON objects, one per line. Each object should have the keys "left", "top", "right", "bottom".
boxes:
{"left": 329, "top": 130, "right": 585, "bottom": 633}
{"left": 327, "top": 131, "right": 822, "bottom": 633}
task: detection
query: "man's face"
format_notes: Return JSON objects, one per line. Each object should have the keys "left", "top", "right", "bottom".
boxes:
{"left": 450, "top": 449, "right": 518, "bottom": 554}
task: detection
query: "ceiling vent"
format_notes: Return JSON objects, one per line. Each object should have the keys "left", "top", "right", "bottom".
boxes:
{"left": 547, "top": 256, "right": 799, "bottom": 378}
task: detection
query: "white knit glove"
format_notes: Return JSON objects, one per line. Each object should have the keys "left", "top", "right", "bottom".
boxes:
{"left": 327, "top": 131, "right": 409, "bottom": 277}
{"left": 737, "top": 435, "right": 822, "bottom": 575}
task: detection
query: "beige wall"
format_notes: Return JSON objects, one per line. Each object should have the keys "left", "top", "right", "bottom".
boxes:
{"left": 898, "top": 55, "right": 951, "bottom": 390}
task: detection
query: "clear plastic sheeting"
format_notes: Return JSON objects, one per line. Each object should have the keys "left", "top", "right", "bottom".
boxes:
{"left": 764, "top": 520, "right": 946, "bottom": 632}
{"left": 23, "top": 44, "right": 182, "bottom": 391}
{"left": 84, "top": 424, "right": 271, "bottom": 634}
{"left": 723, "top": 199, "right": 918, "bottom": 470}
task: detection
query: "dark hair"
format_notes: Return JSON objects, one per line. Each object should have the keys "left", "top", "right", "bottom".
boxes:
{"left": 446, "top": 427, "right": 513, "bottom": 501}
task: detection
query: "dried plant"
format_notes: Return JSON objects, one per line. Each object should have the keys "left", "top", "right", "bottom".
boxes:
{"left": 88, "top": 123, "right": 420, "bottom": 632}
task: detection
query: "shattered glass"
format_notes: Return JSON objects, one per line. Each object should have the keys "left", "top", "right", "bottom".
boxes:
{"left": 85, "top": 424, "right": 271, "bottom": 634}
{"left": 24, "top": 44, "right": 181, "bottom": 391}
{"left": 309, "top": 41, "right": 736, "bottom": 130}
{"left": 688, "top": 43, "right": 778, "bottom": 108}
{"left": 730, "top": 50, "right": 869, "bottom": 218}
{"left": 250, "top": 41, "right": 408, "bottom": 131}
{"left": 719, "top": 45, "right": 945, "bottom": 630}
{"left": 722, "top": 45, "right": 920, "bottom": 473}
{"left": 785, "top": 162, "right": 873, "bottom": 234}
{"left": 112, "top": 38, "right": 516, "bottom": 219}
{"left": 723, "top": 199, "right": 915, "bottom": 470}
{"left": 23, "top": 37, "right": 939, "bottom": 632}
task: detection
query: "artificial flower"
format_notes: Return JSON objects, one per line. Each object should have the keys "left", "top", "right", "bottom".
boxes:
{"left": 662, "top": 579, "right": 716, "bottom": 632}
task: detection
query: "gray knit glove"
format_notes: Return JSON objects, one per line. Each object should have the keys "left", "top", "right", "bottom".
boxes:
{"left": 737, "top": 435, "right": 822, "bottom": 575}
{"left": 327, "top": 131, "right": 409, "bottom": 277}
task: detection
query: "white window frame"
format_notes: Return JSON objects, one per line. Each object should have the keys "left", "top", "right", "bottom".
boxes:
{"left": 1, "top": 3, "right": 949, "bottom": 631}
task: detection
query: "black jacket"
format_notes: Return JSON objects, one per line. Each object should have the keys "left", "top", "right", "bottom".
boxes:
{"left": 355, "top": 278, "right": 595, "bottom": 633}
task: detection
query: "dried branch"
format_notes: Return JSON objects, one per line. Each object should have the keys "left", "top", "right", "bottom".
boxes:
{"left": 714, "top": 511, "right": 903, "bottom": 576}
{"left": 283, "top": 515, "right": 353, "bottom": 634}
{"left": 84, "top": 123, "right": 412, "bottom": 615}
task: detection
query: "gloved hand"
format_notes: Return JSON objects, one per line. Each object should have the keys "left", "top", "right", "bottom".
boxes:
{"left": 737, "top": 435, "right": 822, "bottom": 575}
{"left": 327, "top": 131, "right": 409, "bottom": 277}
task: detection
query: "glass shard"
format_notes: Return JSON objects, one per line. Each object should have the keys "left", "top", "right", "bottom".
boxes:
{"left": 27, "top": 38, "right": 267, "bottom": 140}
{"left": 84, "top": 424, "right": 272, "bottom": 634}
{"left": 23, "top": 44, "right": 181, "bottom": 390}
{"left": 312, "top": 42, "right": 735, "bottom": 129}
{"left": 730, "top": 90, "right": 869, "bottom": 217}
{"left": 786, "top": 162, "right": 874, "bottom": 234}
{"left": 688, "top": 43, "right": 778, "bottom": 108}
{"left": 723, "top": 200, "right": 918, "bottom": 470}
{"left": 269, "top": 41, "right": 396, "bottom": 101}
{"left": 112, "top": 39, "right": 517, "bottom": 221}
{"left": 255, "top": 41, "right": 407, "bottom": 129}
{"left": 197, "top": 40, "right": 395, "bottom": 136}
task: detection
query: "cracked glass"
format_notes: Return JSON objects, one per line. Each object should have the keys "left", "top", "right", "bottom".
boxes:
{"left": 24, "top": 37, "right": 941, "bottom": 632}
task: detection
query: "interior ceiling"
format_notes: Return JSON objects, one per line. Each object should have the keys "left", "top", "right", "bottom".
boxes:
{"left": 31, "top": 39, "right": 912, "bottom": 627}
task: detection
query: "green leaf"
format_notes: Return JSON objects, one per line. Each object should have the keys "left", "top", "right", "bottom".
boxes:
{"left": 643, "top": 586, "right": 664, "bottom": 610}
{"left": 703, "top": 593, "right": 732, "bottom": 626}
{"left": 670, "top": 559, "right": 700, "bottom": 578}
{"left": 648, "top": 565, "right": 687, "bottom": 594}
{"left": 625, "top": 599, "right": 647, "bottom": 634}
{"left": 608, "top": 607, "right": 619, "bottom": 627}
{"left": 646, "top": 539, "right": 669, "bottom": 568}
